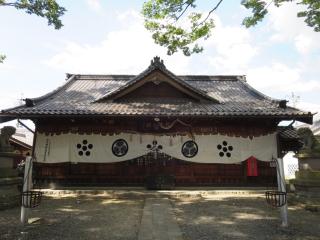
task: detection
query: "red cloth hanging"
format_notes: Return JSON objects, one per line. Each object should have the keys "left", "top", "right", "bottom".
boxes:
{"left": 247, "top": 156, "right": 258, "bottom": 176}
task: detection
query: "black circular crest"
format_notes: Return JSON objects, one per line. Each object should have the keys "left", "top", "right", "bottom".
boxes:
{"left": 181, "top": 141, "right": 198, "bottom": 158}
{"left": 217, "top": 140, "right": 233, "bottom": 158}
{"left": 112, "top": 139, "right": 128, "bottom": 157}
{"left": 76, "top": 140, "right": 93, "bottom": 157}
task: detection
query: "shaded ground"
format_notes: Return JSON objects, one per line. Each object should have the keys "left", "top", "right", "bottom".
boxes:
{"left": 172, "top": 194, "right": 320, "bottom": 240}
{"left": 0, "top": 191, "right": 319, "bottom": 240}
{"left": 0, "top": 194, "right": 144, "bottom": 240}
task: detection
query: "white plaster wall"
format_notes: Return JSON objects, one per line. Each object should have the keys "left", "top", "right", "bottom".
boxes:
{"left": 34, "top": 132, "right": 277, "bottom": 164}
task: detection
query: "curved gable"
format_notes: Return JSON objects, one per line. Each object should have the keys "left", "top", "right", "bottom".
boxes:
{"left": 95, "top": 57, "right": 219, "bottom": 103}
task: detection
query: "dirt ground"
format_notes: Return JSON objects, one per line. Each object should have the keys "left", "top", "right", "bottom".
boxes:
{"left": 0, "top": 191, "right": 319, "bottom": 240}
{"left": 0, "top": 194, "right": 144, "bottom": 240}
{"left": 172, "top": 193, "right": 320, "bottom": 240}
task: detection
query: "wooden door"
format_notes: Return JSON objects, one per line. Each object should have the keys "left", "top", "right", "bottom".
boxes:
{"left": 145, "top": 153, "right": 175, "bottom": 176}
{"left": 144, "top": 153, "right": 176, "bottom": 189}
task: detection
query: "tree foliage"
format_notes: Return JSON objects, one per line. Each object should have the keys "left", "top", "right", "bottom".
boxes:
{"left": 242, "top": 0, "right": 320, "bottom": 31}
{"left": 0, "top": 0, "right": 66, "bottom": 62}
{"left": 0, "top": 54, "right": 5, "bottom": 63}
{"left": 142, "top": 0, "right": 320, "bottom": 56}
{"left": 142, "top": 0, "right": 220, "bottom": 56}
{"left": 0, "top": 0, "right": 66, "bottom": 29}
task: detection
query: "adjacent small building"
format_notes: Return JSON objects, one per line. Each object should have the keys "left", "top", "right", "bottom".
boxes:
{"left": 0, "top": 57, "right": 313, "bottom": 187}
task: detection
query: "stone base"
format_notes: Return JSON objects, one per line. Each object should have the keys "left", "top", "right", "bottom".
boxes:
{"left": 293, "top": 170, "right": 320, "bottom": 198}
{"left": 0, "top": 177, "right": 22, "bottom": 210}
{"left": 0, "top": 152, "right": 23, "bottom": 210}
{"left": 294, "top": 184, "right": 320, "bottom": 198}
{"left": 298, "top": 157, "right": 320, "bottom": 171}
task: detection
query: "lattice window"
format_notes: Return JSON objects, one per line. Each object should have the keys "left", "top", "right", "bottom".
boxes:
{"left": 287, "top": 164, "right": 299, "bottom": 177}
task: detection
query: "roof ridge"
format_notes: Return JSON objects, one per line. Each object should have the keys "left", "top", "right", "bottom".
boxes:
{"left": 179, "top": 75, "right": 245, "bottom": 81}
{"left": 9, "top": 137, "right": 32, "bottom": 149}
{"left": 70, "top": 73, "right": 246, "bottom": 82}
{"left": 74, "top": 74, "right": 135, "bottom": 78}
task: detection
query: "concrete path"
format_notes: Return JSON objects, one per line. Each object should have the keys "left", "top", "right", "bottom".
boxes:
{"left": 138, "top": 198, "right": 183, "bottom": 240}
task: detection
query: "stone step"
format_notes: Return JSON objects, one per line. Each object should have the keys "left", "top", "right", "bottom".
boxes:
{"left": 39, "top": 187, "right": 270, "bottom": 198}
{"left": 138, "top": 198, "right": 183, "bottom": 240}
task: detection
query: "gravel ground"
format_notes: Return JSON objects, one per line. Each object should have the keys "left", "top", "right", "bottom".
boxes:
{"left": 172, "top": 194, "right": 320, "bottom": 240}
{"left": 0, "top": 191, "right": 319, "bottom": 240}
{"left": 0, "top": 194, "right": 144, "bottom": 240}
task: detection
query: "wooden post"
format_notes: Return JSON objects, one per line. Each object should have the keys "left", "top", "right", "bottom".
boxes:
{"left": 277, "top": 157, "right": 288, "bottom": 227}
{"left": 21, "top": 156, "right": 33, "bottom": 225}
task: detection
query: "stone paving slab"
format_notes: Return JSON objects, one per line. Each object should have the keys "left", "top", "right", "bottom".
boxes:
{"left": 40, "top": 188, "right": 269, "bottom": 199}
{"left": 138, "top": 198, "right": 183, "bottom": 240}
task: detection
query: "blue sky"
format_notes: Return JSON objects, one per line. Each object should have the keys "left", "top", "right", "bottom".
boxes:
{"left": 1, "top": 0, "right": 319, "bottom": 124}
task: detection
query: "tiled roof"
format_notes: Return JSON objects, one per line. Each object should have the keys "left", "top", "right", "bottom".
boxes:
{"left": 278, "top": 126, "right": 304, "bottom": 151}
{"left": 0, "top": 57, "right": 313, "bottom": 123}
{"left": 278, "top": 127, "right": 301, "bottom": 140}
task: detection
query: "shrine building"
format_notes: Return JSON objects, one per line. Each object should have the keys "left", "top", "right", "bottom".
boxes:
{"left": 0, "top": 57, "right": 313, "bottom": 187}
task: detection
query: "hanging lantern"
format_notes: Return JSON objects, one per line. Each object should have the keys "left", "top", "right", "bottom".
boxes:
{"left": 21, "top": 191, "right": 43, "bottom": 208}
{"left": 265, "top": 158, "right": 287, "bottom": 208}
{"left": 265, "top": 191, "right": 287, "bottom": 208}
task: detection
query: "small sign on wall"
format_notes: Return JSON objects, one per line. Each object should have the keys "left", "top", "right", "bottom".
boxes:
{"left": 269, "top": 160, "right": 277, "bottom": 168}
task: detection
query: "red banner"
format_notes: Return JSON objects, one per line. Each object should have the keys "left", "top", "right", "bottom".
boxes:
{"left": 247, "top": 156, "right": 258, "bottom": 176}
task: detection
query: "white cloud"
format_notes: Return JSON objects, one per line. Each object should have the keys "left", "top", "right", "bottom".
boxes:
{"left": 204, "top": 17, "right": 259, "bottom": 74}
{"left": 247, "top": 62, "right": 320, "bottom": 93}
{"left": 117, "top": 10, "right": 141, "bottom": 22}
{"left": 86, "top": 0, "right": 101, "bottom": 12}
{"left": 0, "top": 61, "right": 16, "bottom": 71}
{"left": 208, "top": 41, "right": 258, "bottom": 74}
{"left": 47, "top": 11, "right": 259, "bottom": 76}
{"left": 0, "top": 93, "right": 23, "bottom": 110}
{"left": 297, "top": 102, "right": 320, "bottom": 121}
{"left": 45, "top": 11, "right": 191, "bottom": 74}
{"left": 268, "top": 3, "right": 320, "bottom": 55}
{"left": 45, "top": 7, "right": 320, "bottom": 107}
{"left": 294, "top": 34, "right": 313, "bottom": 55}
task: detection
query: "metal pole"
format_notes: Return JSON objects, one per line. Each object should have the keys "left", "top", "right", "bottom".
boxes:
{"left": 277, "top": 157, "right": 288, "bottom": 227}
{"left": 17, "top": 119, "right": 35, "bottom": 134}
{"left": 21, "top": 156, "right": 33, "bottom": 225}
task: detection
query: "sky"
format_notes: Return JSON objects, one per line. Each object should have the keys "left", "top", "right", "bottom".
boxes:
{"left": 0, "top": 0, "right": 320, "bottom": 128}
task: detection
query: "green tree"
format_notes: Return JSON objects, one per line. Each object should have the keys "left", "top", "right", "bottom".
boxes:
{"left": 0, "top": 55, "right": 5, "bottom": 63}
{"left": 142, "top": 0, "right": 320, "bottom": 56}
{"left": 0, "top": 0, "right": 66, "bottom": 63}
